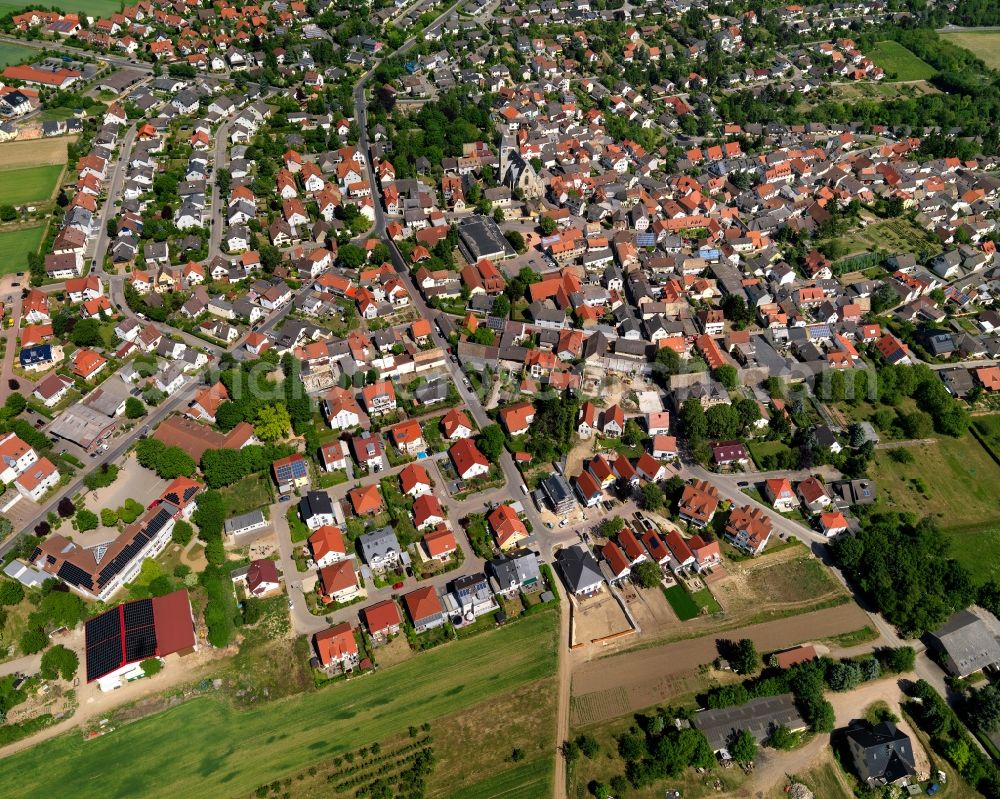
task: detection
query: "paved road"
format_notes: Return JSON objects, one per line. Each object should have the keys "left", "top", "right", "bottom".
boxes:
{"left": 0, "top": 33, "right": 154, "bottom": 74}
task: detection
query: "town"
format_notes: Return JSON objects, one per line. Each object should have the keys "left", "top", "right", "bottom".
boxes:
{"left": 0, "top": 0, "right": 998, "bottom": 798}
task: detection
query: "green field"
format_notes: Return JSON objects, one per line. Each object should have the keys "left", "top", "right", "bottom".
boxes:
{"left": 0, "top": 612, "right": 559, "bottom": 799}
{"left": 0, "top": 42, "right": 33, "bottom": 67}
{"left": 941, "top": 30, "right": 1000, "bottom": 70}
{"left": 447, "top": 758, "right": 552, "bottom": 799}
{"left": 973, "top": 415, "right": 1000, "bottom": 460}
{"left": 663, "top": 584, "right": 700, "bottom": 621}
{"left": 868, "top": 40, "right": 937, "bottom": 81}
{"left": 218, "top": 473, "right": 273, "bottom": 517}
{"left": 0, "top": 0, "right": 123, "bottom": 17}
{"left": 0, "top": 224, "right": 45, "bottom": 275}
{"left": 870, "top": 431, "right": 1000, "bottom": 586}
{"left": 0, "top": 164, "right": 63, "bottom": 205}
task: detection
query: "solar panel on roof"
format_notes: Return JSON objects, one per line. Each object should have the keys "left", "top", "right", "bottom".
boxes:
{"left": 86, "top": 638, "right": 124, "bottom": 682}
{"left": 58, "top": 561, "right": 94, "bottom": 590}
{"left": 85, "top": 609, "right": 120, "bottom": 647}
{"left": 124, "top": 628, "right": 157, "bottom": 662}
{"left": 146, "top": 508, "right": 172, "bottom": 536}
{"left": 123, "top": 598, "right": 154, "bottom": 631}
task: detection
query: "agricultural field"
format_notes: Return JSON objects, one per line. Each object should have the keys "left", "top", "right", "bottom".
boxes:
{"left": 0, "top": 0, "right": 123, "bottom": 16}
{"left": 0, "top": 164, "right": 64, "bottom": 205}
{"left": 941, "top": 30, "right": 1000, "bottom": 70}
{"left": 0, "top": 137, "right": 69, "bottom": 170}
{"left": 867, "top": 40, "right": 937, "bottom": 81}
{"left": 0, "top": 42, "right": 33, "bottom": 67}
{"left": 0, "top": 225, "right": 45, "bottom": 275}
{"left": 0, "top": 612, "right": 559, "bottom": 799}
{"left": 823, "top": 78, "right": 940, "bottom": 104}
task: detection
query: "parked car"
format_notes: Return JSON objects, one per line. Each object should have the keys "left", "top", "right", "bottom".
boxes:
{"left": 392, "top": 581, "right": 404, "bottom": 589}
{"left": 279, "top": 495, "right": 291, "bottom": 502}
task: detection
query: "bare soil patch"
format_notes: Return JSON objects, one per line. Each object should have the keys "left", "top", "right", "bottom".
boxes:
{"left": 0, "top": 137, "right": 72, "bottom": 169}
{"left": 571, "top": 590, "right": 632, "bottom": 645}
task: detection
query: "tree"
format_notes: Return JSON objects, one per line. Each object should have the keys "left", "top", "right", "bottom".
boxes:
{"left": 40, "top": 645, "right": 79, "bottom": 681}
{"left": 730, "top": 729, "right": 757, "bottom": 763}
{"left": 141, "top": 658, "right": 163, "bottom": 677}
{"left": 731, "top": 638, "right": 760, "bottom": 675}
{"left": 768, "top": 724, "right": 796, "bottom": 750}
{"left": 680, "top": 398, "right": 707, "bottom": 440}
{"left": 721, "top": 294, "right": 753, "bottom": 329}
{"left": 631, "top": 560, "right": 662, "bottom": 589}
{"left": 653, "top": 346, "right": 680, "bottom": 383}
{"left": 492, "top": 294, "right": 510, "bottom": 319}
{"left": 254, "top": 403, "right": 290, "bottom": 442}
{"left": 57, "top": 497, "right": 75, "bottom": 518}
{"left": 172, "top": 520, "right": 194, "bottom": 546}
{"left": 476, "top": 424, "right": 505, "bottom": 460}
{"left": 0, "top": 581, "right": 24, "bottom": 606}
{"left": 19, "top": 629, "right": 47, "bottom": 655}
{"left": 623, "top": 418, "right": 645, "bottom": 447}
{"left": 967, "top": 684, "right": 1000, "bottom": 733}
{"left": 599, "top": 517, "right": 624, "bottom": 538}
{"left": 538, "top": 216, "right": 556, "bottom": 235}
{"left": 576, "top": 734, "right": 600, "bottom": 759}
{"left": 70, "top": 318, "right": 102, "bottom": 347}
{"left": 734, "top": 397, "right": 760, "bottom": 430}
{"left": 504, "top": 230, "right": 526, "bottom": 253}
{"left": 0, "top": 205, "right": 17, "bottom": 222}
{"left": 715, "top": 364, "right": 738, "bottom": 390}
{"left": 705, "top": 404, "right": 741, "bottom": 440}
{"left": 640, "top": 483, "right": 665, "bottom": 511}
{"left": 338, "top": 243, "right": 366, "bottom": 268}
{"left": 124, "top": 396, "right": 147, "bottom": 419}
{"left": 75, "top": 509, "right": 98, "bottom": 532}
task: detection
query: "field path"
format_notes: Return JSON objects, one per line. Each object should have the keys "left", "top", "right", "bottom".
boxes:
{"left": 552, "top": 578, "right": 571, "bottom": 799}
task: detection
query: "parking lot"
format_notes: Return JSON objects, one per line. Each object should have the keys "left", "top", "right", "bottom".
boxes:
{"left": 82, "top": 453, "right": 169, "bottom": 516}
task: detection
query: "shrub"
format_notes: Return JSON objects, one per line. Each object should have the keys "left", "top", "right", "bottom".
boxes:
{"left": 75, "top": 509, "right": 98, "bottom": 532}
{"left": 0, "top": 580, "right": 25, "bottom": 606}
{"left": 100, "top": 508, "right": 119, "bottom": 527}
{"left": 19, "top": 629, "right": 47, "bottom": 654}
{"left": 140, "top": 658, "right": 162, "bottom": 677}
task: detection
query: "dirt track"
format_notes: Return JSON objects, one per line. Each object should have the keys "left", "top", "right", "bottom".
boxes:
{"left": 571, "top": 602, "right": 868, "bottom": 725}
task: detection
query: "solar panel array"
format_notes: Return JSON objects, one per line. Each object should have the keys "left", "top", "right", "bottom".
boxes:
{"left": 95, "top": 508, "right": 172, "bottom": 589}
{"left": 84, "top": 598, "right": 161, "bottom": 682}
{"left": 275, "top": 458, "right": 307, "bottom": 482}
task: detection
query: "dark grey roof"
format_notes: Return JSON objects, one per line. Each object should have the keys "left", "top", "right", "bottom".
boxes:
{"left": 298, "top": 490, "right": 333, "bottom": 519}
{"left": 693, "top": 693, "right": 805, "bottom": 752}
{"left": 931, "top": 607, "right": 1000, "bottom": 677}
{"left": 556, "top": 545, "right": 603, "bottom": 594}
{"left": 845, "top": 721, "right": 916, "bottom": 784}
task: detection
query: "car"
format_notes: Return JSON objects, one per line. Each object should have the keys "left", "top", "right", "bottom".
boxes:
{"left": 279, "top": 494, "right": 291, "bottom": 502}
{"left": 392, "top": 581, "right": 404, "bottom": 589}
{"left": 130, "top": 388, "right": 141, "bottom": 396}
{"left": 559, "top": 518, "right": 568, "bottom": 528}
{"left": 546, "top": 522, "right": 554, "bottom": 529}
{"left": 15, "top": 272, "right": 23, "bottom": 277}
{"left": 927, "top": 785, "right": 940, "bottom": 796}
{"left": 520, "top": 484, "right": 528, "bottom": 495}
{"left": 7, "top": 379, "right": 18, "bottom": 390}
{"left": 10, "top": 282, "right": 19, "bottom": 287}
{"left": 737, "top": 480, "right": 749, "bottom": 487}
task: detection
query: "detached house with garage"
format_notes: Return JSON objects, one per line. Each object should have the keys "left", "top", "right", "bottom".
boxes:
{"left": 363, "top": 599, "right": 403, "bottom": 642}
{"left": 404, "top": 586, "right": 445, "bottom": 632}
{"left": 678, "top": 480, "right": 720, "bottom": 527}
{"left": 797, "top": 476, "right": 832, "bottom": 514}
{"left": 763, "top": 478, "right": 797, "bottom": 513}
{"left": 724, "top": 505, "right": 773, "bottom": 555}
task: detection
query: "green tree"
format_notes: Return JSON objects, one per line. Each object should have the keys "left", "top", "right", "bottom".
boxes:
{"left": 124, "top": 396, "right": 147, "bottom": 419}
{"left": 75, "top": 509, "right": 99, "bottom": 532}
{"left": 141, "top": 658, "right": 163, "bottom": 677}
{"left": 730, "top": 729, "right": 757, "bottom": 763}
{"left": 768, "top": 724, "right": 796, "bottom": 750}
{"left": 172, "top": 520, "right": 194, "bottom": 546}
{"left": 0, "top": 581, "right": 24, "bottom": 606}
{"left": 254, "top": 403, "right": 291, "bottom": 442}
{"left": 731, "top": 638, "right": 760, "bottom": 675}
{"left": 69, "top": 318, "right": 102, "bottom": 347}
{"left": 0, "top": 205, "right": 17, "bottom": 222}
{"left": 631, "top": 560, "right": 662, "bottom": 589}
{"left": 492, "top": 294, "right": 510, "bottom": 319}
{"left": 504, "top": 230, "right": 526, "bottom": 253}
{"left": 680, "top": 398, "right": 707, "bottom": 440}
{"left": 705, "top": 404, "right": 741, "bottom": 440}
{"left": 476, "top": 423, "right": 505, "bottom": 461}
{"left": 20, "top": 629, "right": 47, "bottom": 654}
{"left": 715, "top": 364, "right": 739, "bottom": 390}
{"left": 967, "top": 684, "right": 1000, "bottom": 733}
{"left": 623, "top": 418, "right": 645, "bottom": 447}
{"left": 599, "top": 516, "right": 624, "bottom": 538}
{"left": 639, "top": 483, "right": 665, "bottom": 511}
{"left": 338, "top": 244, "right": 366, "bottom": 268}
{"left": 538, "top": 216, "right": 556, "bottom": 235}
{"left": 40, "top": 644, "right": 79, "bottom": 681}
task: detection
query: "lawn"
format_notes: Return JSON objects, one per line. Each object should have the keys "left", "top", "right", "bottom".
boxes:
{"left": 941, "top": 30, "right": 1000, "bottom": 70}
{"left": 0, "top": 225, "right": 45, "bottom": 275}
{"left": 0, "top": 612, "right": 559, "bottom": 799}
{"left": 747, "top": 439, "right": 794, "bottom": 468}
{"left": 663, "top": 584, "right": 700, "bottom": 621}
{"left": 868, "top": 40, "right": 936, "bottom": 81}
{"left": 944, "top": 524, "right": 1000, "bottom": 588}
{"left": 821, "top": 217, "right": 942, "bottom": 263}
{"left": 218, "top": 473, "right": 273, "bottom": 517}
{"left": 972, "top": 414, "right": 1000, "bottom": 461}
{"left": 0, "top": 42, "right": 33, "bottom": 68}
{"left": 446, "top": 758, "right": 552, "bottom": 799}
{"left": 0, "top": 165, "right": 64, "bottom": 205}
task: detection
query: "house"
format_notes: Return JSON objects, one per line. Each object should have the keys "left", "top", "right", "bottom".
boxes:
{"left": 32, "top": 373, "right": 73, "bottom": 408}
{"left": 488, "top": 504, "right": 529, "bottom": 551}
{"left": 663, "top": 530, "right": 695, "bottom": 572}
{"left": 818, "top": 511, "right": 849, "bottom": 537}
{"left": 314, "top": 622, "right": 359, "bottom": 670}
{"left": 499, "top": 401, "right": 535, "bottom": 436}
{"left": 363, "top": 599, "right": 403, "bottom": 641}
{"left": 601, "top": 541, "right": 632, "bottom": 583}
{"left": 404, "top": 586, "right": 445, "bottom": 632}
{"left": 272, "top": 454, "right": 310, "bottom": 494}
{"left": 693, "top": 693, "right": 806, "bottom": 753}
{"left": 651, "top": 435, "right": 678, "bottom": 461}
{"left": 930, "top": 607, "right": 1000, "bottom": 677}
{"left": 423, "top": 527, "right": 457, "bottom": 561}
{"left": 349, "top": 484, "right": 384, "bottom": 515}
{"left": 318, "top": 441, "right": 349, "bottom": 473}
{"left": 689, "top": 534, "right": 722, "bottom": 573}
{"left": 763, "top": 478, "right": 797, "bottom": 512}
{"left": 449, "top": 438, "right": 489, "bottom": 480}
{"left": 678, "top": 480, "right": 720, "bottom": 527}
{"left": 635, "top": 453, "right": 668, "bottom": 482}
{"left": 845, "top": 721, "right": 917, "bottom": 787}
{"left": 358, "top": 527, "right": 401, "bottom": 572}
{"left": 308, "top": 525, "right": 347, "bottom": 568}
{"left": 556, "top": 544, "right": 604, "bottom": 596}
{"left": 298, "top": 490, "right": 336, "bottom": 530}
{"left": 361, "top": 380, "right": 397, "bottom": 415}
{"left": 797, "top": 476, "right": 831, "bottom": 513}
{"left": 72, "top": 349, "right": 107, "bottom": 380}
{"left": 412, "top": 494, "right": 444, "bottom": 530}
{"left": 600, "top": 404, "right": 625, "bottom": 437}
{"left": 711, "top": 440, "right": 749, "bottom": 467}
{"left": 441, "top": 408, "right": 473, "bottom": 440}
{"left": 234, "top": 559, "right": 281, "bottom": 597}
{"left": 223, "top": 509, "right": 268, "bottom": 540}
{"left": 487, "top": 550, "right": 542, "bottom": 596}
{"left": 450, "top": 572, "right": 497, "bottom": 618}
{"left": 542, "top": 474, "right": 576, "bottom": 515}
{"left": 14, "top": 457, "right": 60, "bottom": 501}
{"left": 388, "top": 419, "right": 425, "bottom": 455}
{"left": 399, "top": 463, "right": 432, "bottom": 497}
{"left": 318, "top": 560, "right": 361, "bottom": 604}
{"left": 618, "top": 528, "right": 648, "bottom": 565}
{"left": 321, "top": 387, "right": 363, "bottom": 430}
{"left": 724, "top": 505, "right": 773, "bottom": 555}
{"left": 574, "top": 471, "right": 603, "bottom": 507}
{"left": 351, "top": 433, "right": 385, "bottom": 473}
{"left": 0, "top": 433, "right": 38, "bottom": 484}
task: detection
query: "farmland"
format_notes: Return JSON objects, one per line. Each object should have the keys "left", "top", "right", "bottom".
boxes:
{"left": 0, "top": 612, "right": 559, "bottom": 799}
{"left": 867, "top": 40, "right": 936, "bottom": 81}
{"left": 0, "top": 225, "right": 45, "bottom": 275}
{"left": 0, "top": 164, "right": 64, "bottom": 205}
{"left": 0, "top": 42, "right": 33, "bottom": 67}
{"left": 0, "top": 138, "right": 69, "bottom": 170}
{"left": 0, "top": 0, "right": 123, "bottom": 17}
{"left": 941, "top": 30, "right": 1000, "bottom": 69}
